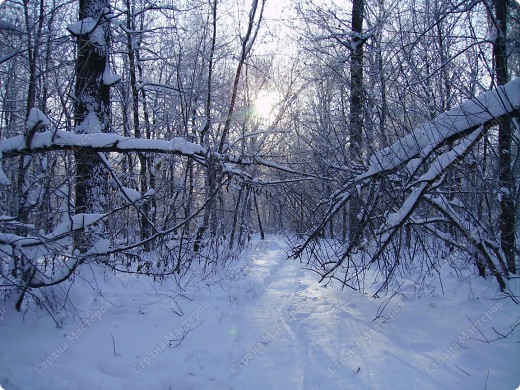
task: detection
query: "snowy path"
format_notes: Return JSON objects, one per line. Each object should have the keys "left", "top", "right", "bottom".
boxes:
{"left": 225, "top": 237, "right": 400, "bottom": 389}
{"left": 224, "top": 237, "right": 520, "bottom": 389}
{"left": 230, "top": 240, "right": 310, "bottom": 388}
{"left": 0, "top": 236, "right": 519, "bottom": 389}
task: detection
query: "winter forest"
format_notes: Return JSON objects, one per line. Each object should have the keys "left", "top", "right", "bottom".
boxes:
{"left": 0, "top": 0, "right": 519, "bottom": 388}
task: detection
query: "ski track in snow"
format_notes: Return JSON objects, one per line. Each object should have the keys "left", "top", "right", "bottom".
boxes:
{"left": 228, "top": 238, "right": 391, "bottom": 390}
{"left": 0, "top": 236, "right": 519, "bottom": 390}
{"left": 231, "top": 239, "right": 307, "bottom": 388}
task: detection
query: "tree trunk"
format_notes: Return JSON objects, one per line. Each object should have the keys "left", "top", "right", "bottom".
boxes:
{"left": 254, "top": 192, "right": 265, "bottom": 240}
{"left": 494, "top": 0, "right": 516, "bottom": 274}
{"left": 125, "top": 0, "right": 152, "bottom": 249}
{"left": 14, "top": 0, "right": 45, "bottom": 280}
{"left": 17, "top": 0, "right": 45, "bottom": 231}
{"left": 72, "top": 0, "right": 111, "bottom": 252}
{"left": 348, "top": 0, "right": 365, "bottom": 246}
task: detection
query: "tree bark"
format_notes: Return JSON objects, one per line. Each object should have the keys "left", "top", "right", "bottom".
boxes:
{"left": 494, "top": 0, "right": 516, "bottom": 273}
{"left": 348, "top": 0, "right": 365, "bottom": 246}
{"left": 73, "top": 0, "right": 111, "bottom": 252}
{"left": 125, "top": 0, "right": 152, "bottom": 249}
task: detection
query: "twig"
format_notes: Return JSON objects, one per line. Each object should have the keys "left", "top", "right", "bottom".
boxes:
{"left": 490, "top": 318, "right": 520, "bottom": 341}
{"left": 111, "top": 333, "right": 121, "bottom": 356}
{"left": 167, "top": 320, "right": 204, "bottom": 348}
{"left": 454, "top": 364, "right": 471, "bottom": 376}
{"left": 196, "top": 356, "right": 203, "bottom": 370}
{"left": 374, "top": 291, "right": 399, "bottom": 321}
{"left": 466, "top": 316, "right": 490, "bottom": 343}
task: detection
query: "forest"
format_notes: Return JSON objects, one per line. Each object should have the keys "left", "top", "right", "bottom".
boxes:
{"left": 0, "top": 0, "right": 519, "bottom": 387}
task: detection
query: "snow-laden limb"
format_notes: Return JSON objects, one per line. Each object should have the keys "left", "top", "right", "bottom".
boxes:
{"left": 357, "top": 77, "right": 520, "bottom": 181}
{"left": 68, "top": 7, "right": 115, "bottom": 49}
{"left": 47, "top": 213, "right": 107, "bottom": 240}
{"left": 67, "top": 17, "right": 98, "bottom": 36}
{"left": 0, "top": 129, "right": 207, "bottom": 160}
{"left": 0, "top": 127, "right": 322, "bottom": 186}
{"left": 295, "top": 80, "right": 519, "bottom": 292}
{"left": 24, "top": 107, "right": 51, "bottom": 148}
{"left": 254, "top": 157, "right": 330, "bottom": 180}
{"left": 67, "top": 16, "right": 108, "bottom": 48}
{"left": 26, "top": 108, "right": 51, "bottom": 130}
{"left": 0, "top": 212, "right": 107, "bottom": 291}
{"left": 119, "top": 186, "right": 142, "bottom": 203}
{"left": 383, "top": 183, "right": 428, "bottom": 237}
{"left": 369, "top": 125, "right": 485, "bottom": 276}
{"left": 223, "top": 163, "right": 253, "bottom": 180}
{"left": 379, "top": 126, "right": 484, "bottom": 238}
{"left": 414, "top": 127, "right": 483, "bottom": 184}
{"left": 0, "top": 212, "right": 112, "bottom": 294}
{"left": 0, "top": 213, "right": 107, "bottom": 250}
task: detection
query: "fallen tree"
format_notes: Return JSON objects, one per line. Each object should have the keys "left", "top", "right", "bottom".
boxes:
{"left": 292, "top": 77, "right": 520, "bottom": 295}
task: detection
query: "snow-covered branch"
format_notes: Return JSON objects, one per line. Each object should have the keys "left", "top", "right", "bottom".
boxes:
{"left": 0, "top": 129, "right": 317, "bottom": 183}
{"left": 357, "top": 77, "right": 520, "bottom": 181}
{"left": 0, "top": 130, "right": 206, "bottom": 163}
{"left": 294, "top": 78, "right": 520, "bottom": 291}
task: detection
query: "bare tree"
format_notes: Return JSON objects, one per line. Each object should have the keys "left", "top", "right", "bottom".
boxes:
{"left": 69, "top": 0, "right": 113, "bottom": 252}
{"left": 348, "top": 0, "right": 366, "bottom": 246}
{"left": 491, "top": 0, "right": 516, "bottom": 274}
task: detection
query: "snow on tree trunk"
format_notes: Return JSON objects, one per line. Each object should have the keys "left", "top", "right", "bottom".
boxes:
{"left": 71, "top": 0, "right": 111, "bottom": 253}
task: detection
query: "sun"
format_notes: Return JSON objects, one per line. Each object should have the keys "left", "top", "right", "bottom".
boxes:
{"left": 253, "top": 91, "right": 276, "bottom": 120}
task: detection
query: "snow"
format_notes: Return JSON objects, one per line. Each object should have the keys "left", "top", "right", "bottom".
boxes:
{"left": 415, "top": 126, "right": 482, "bottom": 183}
{"left": 0, "top": 130, "right": 206, "bottom": 159}
{"left": 120, "top": 186, "right": 141, "bottom": 203}
{"left": 67, "top": 18, "right": 98, "bottom": 37}
{"left": 47, "top": 213, "right": 106, "bottom": 239}
{"left": 103, "top": 69, "right": 121, "bottom": 86}
{"left": 26, "top": 108, "right": 50, "bottom": 130}
{"left": 0, "top": 236, "right": 518, "bottom": 389}
{"left": 86, "top": 238, "right": 111, "bottom": 255}
{"left": 382, "top": 183, "right": 427, "bottom": 238}
{"left": 67, "top": 17, "right": 106, "bottom": 48}
{"left": 74, "top": 112, "right": 102, "bottom": 134}
{"left": 358, "top": 77, "right": 520, "bottom": 180}
{"left": 0, "top": 213, "right": 107, "bottom": 264}
{"left": 143, "top": 188, "right": 156, "bottom": 197}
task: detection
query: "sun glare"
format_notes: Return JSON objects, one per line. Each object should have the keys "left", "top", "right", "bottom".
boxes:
{"left": 253, "top": 92, "right": 276, "bottom": 120}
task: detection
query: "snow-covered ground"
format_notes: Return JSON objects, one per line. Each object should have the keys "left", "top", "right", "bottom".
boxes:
{"left": 0, "top": 236, "right": 519, "bottom": 389}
